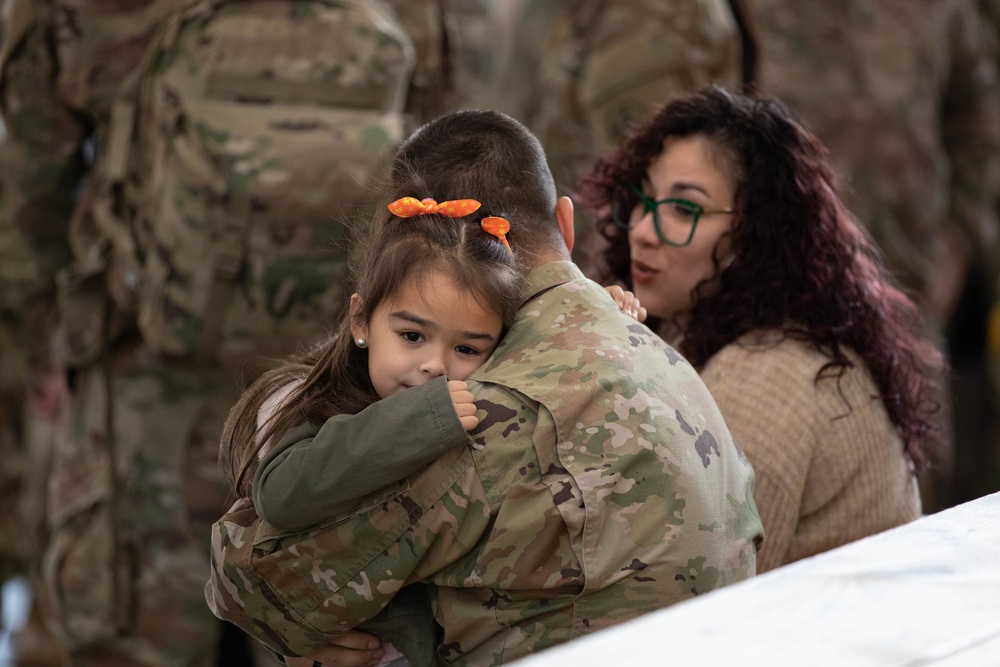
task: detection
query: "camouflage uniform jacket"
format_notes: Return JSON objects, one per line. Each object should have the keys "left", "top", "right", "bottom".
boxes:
{"left": 753, "top": 0, "right": 1000, "bottom": 297}
{"left": 493, "top": 0, "right": 743, "bottom": 193}
{"left": 207, "top": 261, "right": 763, "bottom": 665}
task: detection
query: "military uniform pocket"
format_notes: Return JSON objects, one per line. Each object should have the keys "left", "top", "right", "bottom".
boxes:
{"left": 42, "top": 499, "right": 135, "bottom": 647}
{"left": 50, "top": 263, "right": 108, "bottom": 369}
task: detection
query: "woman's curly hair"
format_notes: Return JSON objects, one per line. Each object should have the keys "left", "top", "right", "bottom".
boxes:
{"left": 576, "top": 86, "right": 941, "bottom": 470}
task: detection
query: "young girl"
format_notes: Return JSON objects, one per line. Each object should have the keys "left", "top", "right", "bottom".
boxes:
{"left": 217, "top": 181, "right": 521, "bottom": 666}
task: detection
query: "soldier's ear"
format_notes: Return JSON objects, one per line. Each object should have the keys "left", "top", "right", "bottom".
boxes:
{"left": 349, "top": 293, "right": 368, "bottom": 344}
{"left": 556, "top": 196, "right": 575, "bottom": 253}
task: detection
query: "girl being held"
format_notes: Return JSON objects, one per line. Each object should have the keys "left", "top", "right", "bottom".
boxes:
{"left": 220, "top": 184, "right": 521, "bottom": 667}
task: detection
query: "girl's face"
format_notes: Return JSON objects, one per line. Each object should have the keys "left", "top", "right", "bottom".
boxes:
{"left": 352, "top": 268, "right": 504, "bottom": 399}
{"left": 627, "top": 135, "right": 736, "bottom": 320}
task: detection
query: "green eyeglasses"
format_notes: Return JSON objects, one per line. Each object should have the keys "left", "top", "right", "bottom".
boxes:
{"left": 613, "top": 184, "right": 734, "bottom": 247}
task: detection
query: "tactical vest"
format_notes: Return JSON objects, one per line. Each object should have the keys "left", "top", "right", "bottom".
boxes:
{"left": 92, "top": 0, "right": 417, "bottom": 366}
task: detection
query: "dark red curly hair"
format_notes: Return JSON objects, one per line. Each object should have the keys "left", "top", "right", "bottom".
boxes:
{"left": 576, "top": 86, "right": 941, "bottom": 471}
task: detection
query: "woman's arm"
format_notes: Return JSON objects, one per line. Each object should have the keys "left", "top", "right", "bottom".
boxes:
{"left": 253, "top": 375, "right": 470, "bottom": 531}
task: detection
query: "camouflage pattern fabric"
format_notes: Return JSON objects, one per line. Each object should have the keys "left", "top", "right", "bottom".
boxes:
{"left": 493, "top": 0, "right": 743, "bottom": 194}
{"left": 752, "top": 0, "right": 1000, "bottom": 301}
{"left": 388, "top": 0, "right": 496, "bottom": 124}
{"left": 41, "top": 341, "right": 239, "bottom": 665}
{"left": 106, "top": 0, "right": 415, "bottom": 360}
{"left": 0, "top": 1, "right": 82, "bottom": 376}
{"left": 207, "top": 261, "right": 763, "bottom": 665}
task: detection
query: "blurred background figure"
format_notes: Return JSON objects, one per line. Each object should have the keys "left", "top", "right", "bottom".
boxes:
{"left": 491, "top": 0, "right": 757, "bottom": 271}
{"left": 0, "top": 1, "right": 498, "bottom": 665}
{"left": 0, "top": 1, "right": 80, "bottom": 663}
{"left": 750, "top": 0, "right": 1000, "bottom": 511}
{"left": 974, "top": 0, "right": 1000, "bottom": 507}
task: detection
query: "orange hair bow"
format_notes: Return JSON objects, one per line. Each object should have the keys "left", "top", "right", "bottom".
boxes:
{"left": 481, "top": 216, "right": 512, "bottom": 254}
{"left": 388, "top": 197, "right": 481, "bottom": 218}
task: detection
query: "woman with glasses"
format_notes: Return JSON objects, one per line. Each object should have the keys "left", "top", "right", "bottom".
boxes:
{"left": 577, "top": 86, "right": 942, "bottom": 572}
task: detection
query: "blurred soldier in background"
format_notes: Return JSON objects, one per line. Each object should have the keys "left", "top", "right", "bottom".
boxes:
{"left": 0, "top": 3, "right": 228, "bottom": 663}
{"left": 967, "top": 0, "right": 1000, "bottom": 505}
{"left": 0, "top": 1, "right": 80, "bottom": 663}
{"left": 0, "top": 165, "right": 70, "bottom": 665}
{"left": 751, "top": 0, "right": 1000, "bottom": 511}
{"left": 0, "top": 1, "right": 497, "bottom": 665}
{"left": 493, "top": 0, "right": 755, "bottom": 191}
{"left": 490, "top": 0, "right": 757, "bottom": 272}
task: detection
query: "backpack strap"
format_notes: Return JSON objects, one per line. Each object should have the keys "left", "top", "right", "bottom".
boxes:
{"left": 90, "top": 8, "right": 185, "bottom": 313}
{"left": 195, "top": 201, "right": 250, "bottom": 361}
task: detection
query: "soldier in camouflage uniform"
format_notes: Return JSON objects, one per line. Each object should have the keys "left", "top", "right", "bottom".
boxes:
{"left": 0, "top": 1, "right": 498, "bottom": 665}
{"left": 493, "top": 0, "right": 752, "bottom": 193}
{"left": 490, "top": 0, "right": 754, "bottom": 274}
{"left": 0, "top": 182, "right": 70, "bottom": 665}
{"left": 0, "top": 4, "right": 239, "bottom": 663}
{"left": 750, "top": 0, "right": 1000, "bottom": 511}
{"left": 206, "top": 109, "right": 763, "bottom": 666}
{"left": 0, "top": 3, "right": 77, "bottom": 663}
{"left": 959, "top": 0, "right": 1000, "bottom": 505}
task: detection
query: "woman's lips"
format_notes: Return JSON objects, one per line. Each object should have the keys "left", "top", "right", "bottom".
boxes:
{"left": 631, "top": 260, "right": 659, "bottom": 283}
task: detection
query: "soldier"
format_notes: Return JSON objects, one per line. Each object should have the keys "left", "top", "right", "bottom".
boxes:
{"left": 956, "top": 0, "right": 1000, "bottom": 505}
{"left": 750, "top": 0, "right": 1000, "bottom": 511}
{"left": 0, "top": 192, "right": 70, "bottom": 666}
{"left": 0, "top": 3, "right": 76, "bottom": 663}
{"left": 207, "top": 109, "right": 763, "bottom": 666}
{"left": 493, "top": 0, "right": 754, "bottom": 192}
{"left": 490, "top": 0, "right": 756, "bottom": 273}
{"left": 0, "top": 1, "right": 499, "bottom": 665}
{"left": 0, "top": 3, "right": 233, "bottom": 663}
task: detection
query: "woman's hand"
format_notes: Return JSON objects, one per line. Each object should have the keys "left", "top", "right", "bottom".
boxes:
{"left": 284, "top": 630, "right": 385, "bottom": 667}
{"left": 449, "top": 380, "right": 479, "bottom": 430}
{"left": 606, "top": 285, "right": 647, "bottom": 322}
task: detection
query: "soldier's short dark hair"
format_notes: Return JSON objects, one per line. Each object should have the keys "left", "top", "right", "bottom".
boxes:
{"left": 391, "top": 109, "right": 563, "bottom": 259}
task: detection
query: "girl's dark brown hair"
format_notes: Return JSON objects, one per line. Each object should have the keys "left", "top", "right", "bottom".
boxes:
{"left": 576, "top": 85, "right": 942, "bottom": 470}
{"left": 222, "top": 175, "right": 522, "bottom": 498}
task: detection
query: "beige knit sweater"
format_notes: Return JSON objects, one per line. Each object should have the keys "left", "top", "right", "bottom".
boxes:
{"left": 699, "top": 331, "right": 922, "bottom": 573}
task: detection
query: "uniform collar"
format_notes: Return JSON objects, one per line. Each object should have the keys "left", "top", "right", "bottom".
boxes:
{"left": 519, "top": 261, "right": 585, "bottom": 307}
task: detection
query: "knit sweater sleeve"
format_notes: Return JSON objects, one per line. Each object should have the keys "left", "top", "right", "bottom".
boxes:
{"left": 699, "top": 336, "right": 821, "bottom": 573}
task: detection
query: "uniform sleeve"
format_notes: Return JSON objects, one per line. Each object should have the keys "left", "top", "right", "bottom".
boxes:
{"left": 253, "top": 376, "right": 470, "bottom": 531}
{"left": 699, "top": 342, "right": 818, "bottom": 573}
{"left": 207, "top": 443, "right": 490, "bottom": 657}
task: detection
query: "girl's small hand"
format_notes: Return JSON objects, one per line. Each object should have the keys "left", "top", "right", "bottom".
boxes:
{"left": 284, "top": 629, "right": 385, "bottom": 667}
{"left": 449, "top": 380, "right": 479, "bottom": 431}
{"left": 606, "top": 285, "right": 647, "bottom": 322}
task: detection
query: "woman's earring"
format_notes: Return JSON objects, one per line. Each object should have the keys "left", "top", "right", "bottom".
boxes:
{"left": 356, "top": 338, "right": 367, "bottom": 348}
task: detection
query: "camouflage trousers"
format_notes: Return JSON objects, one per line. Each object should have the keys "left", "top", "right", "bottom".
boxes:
{"left": 39, "top": 339, "right": 276, "bottom": 666}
